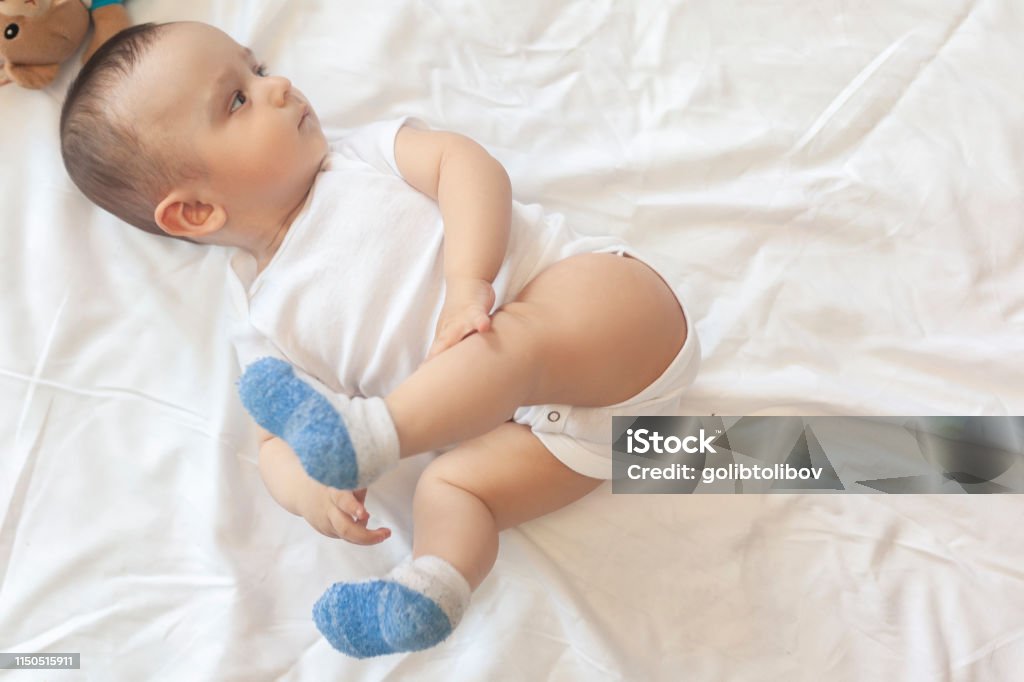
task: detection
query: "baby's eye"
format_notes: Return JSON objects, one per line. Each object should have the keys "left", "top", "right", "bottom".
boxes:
{"left": 254, "top": 63, "right": 269, "bottom": 77}
{"left": 229, "top": 91, "right": 247, "bottom": 113}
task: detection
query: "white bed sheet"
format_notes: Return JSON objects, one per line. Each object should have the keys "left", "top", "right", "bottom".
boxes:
{"left": 2, "top": 0, "right": 1023, "bottom": 679}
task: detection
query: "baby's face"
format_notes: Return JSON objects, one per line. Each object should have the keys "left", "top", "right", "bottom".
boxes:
{"left": 124, "top": 22, "right": 327, "bottom": 234}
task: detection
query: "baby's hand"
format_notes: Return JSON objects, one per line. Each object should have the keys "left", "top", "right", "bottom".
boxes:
{"left": 425, "top": 277, "right": 496, "bottom": 362}
{"left": 300, "top": 485, "right": 392, "bottom": 545}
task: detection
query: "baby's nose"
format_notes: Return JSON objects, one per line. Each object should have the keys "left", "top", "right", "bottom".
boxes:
{"left": 270, "top": 76, "right": 292, "bottom": 106}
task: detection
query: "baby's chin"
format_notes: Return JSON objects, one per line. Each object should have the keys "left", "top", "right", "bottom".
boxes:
{"left": 310, "top": 120, "right": 329, "bottom": 154}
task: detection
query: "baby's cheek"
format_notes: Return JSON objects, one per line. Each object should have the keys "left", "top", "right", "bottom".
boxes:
{"left": 246, "top": 136, "right": 292, "bottom": 180}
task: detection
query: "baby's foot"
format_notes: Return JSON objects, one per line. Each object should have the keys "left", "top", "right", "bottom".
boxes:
{"left": 237, "top": 357, "right": 399, "bottom": 490}
{"left": 313, "top": 555, "right": 471, "bottom": 658}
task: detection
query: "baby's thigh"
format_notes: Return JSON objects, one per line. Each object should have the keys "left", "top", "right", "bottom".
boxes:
{"left": 417, "top": 420, "right": 602, "bottom": 531}
{"left": 508, "top": 253, "right": 687, "bottom": 407}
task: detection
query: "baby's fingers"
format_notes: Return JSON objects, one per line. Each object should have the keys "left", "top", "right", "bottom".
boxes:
{"left": 328, "top": 488, "right": 368, "bottom": 523}
{"left": 474, "top": 312, "right": 492, "bottom": 334}
{"left": 326, "top": 506, "right": 391, "bottom": 545}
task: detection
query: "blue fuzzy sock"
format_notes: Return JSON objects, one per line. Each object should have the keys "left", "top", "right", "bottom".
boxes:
{"left": 237, "top": 357, "right": 399, "bottom": 490}
{"left": 313, "top": 555, "right": 472, "bottom": 658}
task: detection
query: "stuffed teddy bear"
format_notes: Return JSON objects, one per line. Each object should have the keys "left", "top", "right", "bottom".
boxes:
{"left": 0, "top": 0, "right": 130, "bottom": 89}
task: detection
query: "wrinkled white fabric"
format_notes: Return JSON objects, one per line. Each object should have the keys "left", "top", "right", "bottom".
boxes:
{"left": 2, "top": 1, "right": 1023, "bottom": 680}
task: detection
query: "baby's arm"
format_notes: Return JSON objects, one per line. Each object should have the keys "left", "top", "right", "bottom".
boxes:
{"left": 257, "top": 428, "right": 391, "bottom": 544}
{"left": 394, "top": 126, "right": 511, "bottom": 359}
{"left": 256, "top": 428, "right": 314, "bottom": 516}
{"left": 394, "top": 125, "right": 511, "bottom": 285}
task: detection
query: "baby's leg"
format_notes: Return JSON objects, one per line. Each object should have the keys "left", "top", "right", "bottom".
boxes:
{"left": 387, "top": 252, "right": 687, "bottom": 456}
{"left": 312, "top": 420, "right": 602, "bottom": 657}
{"left": 240, "top": 252, "right": 685, "bottom": 489}
{"left": 410, "top": 420, "right": 604, "bottom": 588}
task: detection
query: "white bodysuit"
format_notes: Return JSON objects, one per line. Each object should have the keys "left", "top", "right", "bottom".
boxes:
{"left": 227, "top": 117, "right": 700, "bottom": 479}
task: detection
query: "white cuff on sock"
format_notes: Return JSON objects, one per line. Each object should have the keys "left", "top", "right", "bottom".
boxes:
{"left": 344, "top": 396, "right": 400, "bottom": 485}
{"left": 388, "top": 555, "right": 472, "bottom": 628}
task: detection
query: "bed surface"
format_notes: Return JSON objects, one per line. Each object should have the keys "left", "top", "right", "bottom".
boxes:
{"left": 2, "top": 1, "right": 1023, "bottom": 679}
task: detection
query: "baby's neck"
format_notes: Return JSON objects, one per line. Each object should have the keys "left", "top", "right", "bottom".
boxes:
{"left": 252, "top": 185, "right": 313, "bottom": 276}
{"left": 254, "top": 221, "right": 291, "bottom": 276}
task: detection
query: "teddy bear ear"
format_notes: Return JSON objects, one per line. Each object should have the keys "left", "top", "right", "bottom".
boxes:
{"left": 7, "top": 61, "right": 60, "bottom": 89}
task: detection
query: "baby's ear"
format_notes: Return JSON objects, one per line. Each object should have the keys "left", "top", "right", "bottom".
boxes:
{"left": 154, "top": 192, "right": 226, "bottom": 239}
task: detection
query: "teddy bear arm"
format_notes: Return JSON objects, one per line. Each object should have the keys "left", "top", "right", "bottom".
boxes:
{"left": 7, "top": 61, "right": 61, "bottom": 89}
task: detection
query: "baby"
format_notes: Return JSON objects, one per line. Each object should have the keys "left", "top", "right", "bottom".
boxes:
{"left": 59, "top": 21, "right": 700, "bottom": 658}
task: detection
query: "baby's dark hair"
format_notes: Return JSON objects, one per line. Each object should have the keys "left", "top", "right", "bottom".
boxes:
{"left": 60, "top": 22, "right": 203, "bottom": 241}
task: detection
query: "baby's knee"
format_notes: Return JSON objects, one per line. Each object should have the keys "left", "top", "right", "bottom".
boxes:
{"left": 415, "top": 455, "right": 498, "bottom": 518}
{"left": 490, "top": 300, "right": 548, "bottom": 352}
{"left": 483, "top": 301, "right": 554, "bottom": 402}
{"left": 418, "top": 454, "right": 474, "bottom": 495}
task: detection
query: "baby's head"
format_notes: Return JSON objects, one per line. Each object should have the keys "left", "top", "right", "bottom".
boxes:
{"left": 60, "top": 21, "right": 327, "bottom": 246}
